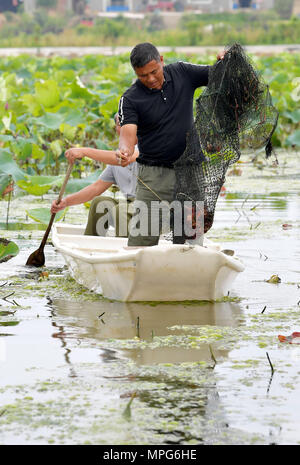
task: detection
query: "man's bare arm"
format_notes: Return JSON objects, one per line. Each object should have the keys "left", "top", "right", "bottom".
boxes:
{"left": 118, "top": 124, "right": 138, "bottom": 160}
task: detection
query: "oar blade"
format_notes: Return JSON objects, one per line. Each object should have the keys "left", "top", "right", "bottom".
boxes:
{"left": 25, "top": 248, "right": 45, "bottom": 267}
{"left": 24, "top": 162, "right": 73, "bottom": 268}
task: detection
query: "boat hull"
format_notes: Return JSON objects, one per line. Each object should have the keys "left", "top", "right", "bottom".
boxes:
{"left": 52, "top": 224, "right": 245, "bottom": 302}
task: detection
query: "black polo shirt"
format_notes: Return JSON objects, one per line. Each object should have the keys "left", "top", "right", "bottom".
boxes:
{"left": 118, "top": 61, "right": 210, "bottom": 167}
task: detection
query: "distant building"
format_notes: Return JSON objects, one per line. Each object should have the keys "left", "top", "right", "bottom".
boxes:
{"left": 88, "top": 0, "right": 140, "bottom": 12}
{"left": 87, "top": 0, "right": 275, "bottom": 13}
{"left": 20, "top": 0, "right": 277, "bottom": 13}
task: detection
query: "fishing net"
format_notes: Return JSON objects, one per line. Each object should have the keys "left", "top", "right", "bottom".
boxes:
{"left": 172, "top": 43, "right": 279, "bottom": 243}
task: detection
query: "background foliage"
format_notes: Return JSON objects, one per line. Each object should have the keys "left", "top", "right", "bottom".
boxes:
{"left": 0, "top": 51, "right": 299, "bottom": 199}
{"left": 0, "top": 9, "right": 300, "bottom": 47}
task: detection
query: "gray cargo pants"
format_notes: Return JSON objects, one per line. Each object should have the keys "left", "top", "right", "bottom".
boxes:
{"left": 127, "top": 164, "right": 176, "bottom": 246}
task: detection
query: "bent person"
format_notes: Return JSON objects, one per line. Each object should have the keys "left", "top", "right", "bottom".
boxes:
{"left": 51, "top": 115, "right": 139, "bottom": 237}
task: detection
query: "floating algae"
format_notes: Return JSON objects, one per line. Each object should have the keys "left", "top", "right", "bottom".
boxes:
{"left": 1, "top": 149, "right": 300, "bottom": 444}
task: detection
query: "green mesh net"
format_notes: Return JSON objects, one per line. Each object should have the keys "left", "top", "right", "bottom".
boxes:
{"left": 172, "top": 43, "right": 279, "bottom": 242}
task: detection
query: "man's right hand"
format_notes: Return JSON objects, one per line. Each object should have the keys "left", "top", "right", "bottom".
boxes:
{"left": 51, "top": 198, "right": 67, "bottom": 214}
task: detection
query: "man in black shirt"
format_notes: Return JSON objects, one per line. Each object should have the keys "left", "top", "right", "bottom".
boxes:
{"left": 117, "top": 42, "right": 225, "bottom": 246}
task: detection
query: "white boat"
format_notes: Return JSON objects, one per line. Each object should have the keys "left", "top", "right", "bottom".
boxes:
{"left": 52, "top": 223, "right": 245, "bottom": 302}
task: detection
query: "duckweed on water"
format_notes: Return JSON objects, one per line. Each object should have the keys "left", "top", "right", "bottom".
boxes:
{"left": 0, "top": 361, "right": 258, "bottom": 445}
{"left": 1, "top": 149, "right": 300, "bottom": 444}
{"left": 2, "top": 272, "right": 101, "bottom": 303}
{"left": 103, "top": 325, "right": 238, "bottom": 352}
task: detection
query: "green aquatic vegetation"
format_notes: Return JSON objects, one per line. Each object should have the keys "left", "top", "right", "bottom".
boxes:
{"left": 258, "top": 342, "right": 268, "bottom": 348}
{"left": 231, "top": 359, "right": 260, "bottom": 369}
{"left": 129, "top": 296, "right": 242, "bottom": 307}
{"left": 0, "top": 239, "right": 19, "bottom": 263}
{"left": 0, "top": 54, "right": 298, "bottom": 218}
{"left": 0, "top": 174, "right": 13, "bottom": 198}
{"left": 0, "top": 321, "right": 19, "bottom": 327}
{"left": 0, "top": 149, "right": 26, "bottom": 183}
{"left": 267, "top": 274, "right": 281, "bottom": 284}
{"left": 0, "top": 310, "right": 16, "bottom": 316}
{"left": 0, "top": 147, "right": 299, "bottom": 445}
{"left": 3, "top": 271, "right": 101, "bottom": 303}
{"left": 17, "top": 175, "right": 63, "bottom": 196}
{"left": 104, "top": 325, "right": 238, "bottom": 353}
{"left": 122, "top": 392, "right": 136, "bottom": 421}
{"left": 25, "top": 207, "right": 67, "bottom": 225}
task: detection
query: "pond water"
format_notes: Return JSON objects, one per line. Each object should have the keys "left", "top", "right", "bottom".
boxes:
{"left": 0, "top": 150, "right": 299, "bottom": 445}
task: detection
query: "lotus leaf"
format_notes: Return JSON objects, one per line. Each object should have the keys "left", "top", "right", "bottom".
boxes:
{"left": 11, "top": 139, "right": 32, "bottom": 161}
{"left": 2, "top": 113, "right": 12, "bottom": 131}
{"left": 17, "top": 181, "right": 53, "bottom": 196}
{"left": 32, "top": 144, "right": 45, "bottom": 160}
{"left": 35, "top": 80, "right": 60, "bottom": 108}
{"left": 282, "top": 110, "right": 300, "bottom": 124}
{"left": 59, "top": 123, "right": 77, "bottom": 141}
{"left": 56, "top": 107, "right": 85, "bottom": 127}
{"left": 65, "top": 169, "right": 102, "bottom": 194}
{"left": 0, "top": 52, "right": 298, "bottom": 183}
{"left": 31, "top": 112, "right": 65, "bottom": 131}
{"left": 50, "top": 140, "right": 63, "bottom": 158}
{"left": 25, "top": 207, "right": 67, "bottom": 225}
{"left": 20, "top": 94, "right": 42, "bottom": 117}
{"left": 100, "top": 96, "right": 120, "bottom": 119}
{"left": 17, "top": 175, "right": 62, "bottom": 196}
{"left": 0, "top": 134, "right": 15, "bottom": 142}
{"left": 0, "top": 149, "right": 26, "bottom": 181}
{"left": 94, "top": 140, "right": 111, "bottom": 150}
{"left": 69, "top": 77, "right": 95, "bottom": 100}
{"left": 0, "top": 174, "right": 12, "bottom": 197}
{"left": 286, "top": 130, "right": 300, "bottom": 147}
{"left": 0, "top": 239, "right": 19, "bottom": 263}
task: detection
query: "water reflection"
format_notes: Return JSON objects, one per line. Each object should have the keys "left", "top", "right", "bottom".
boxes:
{"left": 48, "top": 298, "right": 242, "bottom": 443}
{"left": 51, "top": 298, "right": 243, "bottom": 365}
{"left": 216, "top": 194, "right": 296, "bottom": 228}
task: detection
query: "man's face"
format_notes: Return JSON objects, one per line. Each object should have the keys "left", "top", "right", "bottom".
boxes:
{"left": 134, "top": 57, "right": 164, "bottom": 90}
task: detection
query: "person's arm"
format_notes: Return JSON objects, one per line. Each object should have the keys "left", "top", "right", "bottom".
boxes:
{"left": 117, "top": 124, "right": 138, "bottom": 162}
{"left": 117, "top": 94, "right": 139, "bottom": 162}
{"left": 180, "top": 49, "right": 226, "bottom": 87}
{"left": 65, "top": 147, "right": 132, "bottom": 166}
{"left": 180, "top": 62, "right": 210, "bottom": 87}
{"left": 51, "top": 178, "right": 113, "bottom": 214}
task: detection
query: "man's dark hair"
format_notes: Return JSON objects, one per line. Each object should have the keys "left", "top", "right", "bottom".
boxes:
{"left": 130, "top": 43, "right": 161, "bottom": 69}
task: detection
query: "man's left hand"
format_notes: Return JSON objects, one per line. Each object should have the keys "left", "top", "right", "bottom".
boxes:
{"left": 65, "top": 148, "right": 84, "bottom": 163}
{"left": 217, "top": 50, "right": 226, "bottom": 61}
